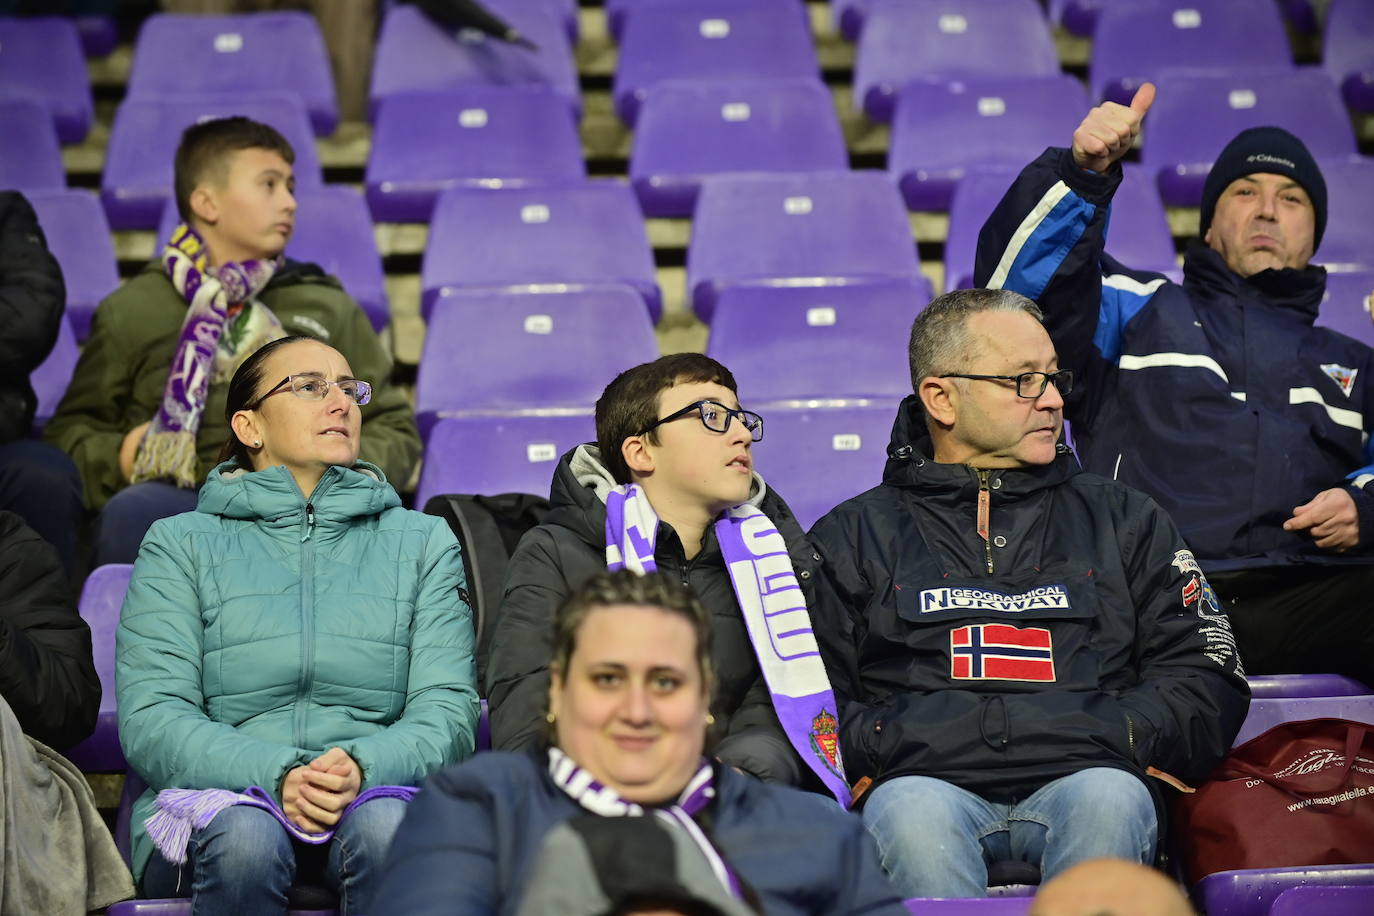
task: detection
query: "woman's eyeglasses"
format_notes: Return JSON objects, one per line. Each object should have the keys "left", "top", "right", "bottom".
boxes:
{"left": 250, "top": 373, "right": 373, "bottom": 409}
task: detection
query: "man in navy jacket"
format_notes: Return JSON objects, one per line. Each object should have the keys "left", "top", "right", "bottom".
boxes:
{"left": 975, "top": 83, "right": 1374, "bottom": 684}
{"left": 809, "top": 288, "right": 1248, "bottom": 898}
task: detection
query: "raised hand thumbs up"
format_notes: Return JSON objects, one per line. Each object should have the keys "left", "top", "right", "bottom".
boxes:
{"left": 1072, "top": 83, "right": 1156, "bottom": 173}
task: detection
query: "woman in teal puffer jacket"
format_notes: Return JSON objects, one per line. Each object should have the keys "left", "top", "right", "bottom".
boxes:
{"left": 116, "top": 335, "right": 478, "bottom": 915}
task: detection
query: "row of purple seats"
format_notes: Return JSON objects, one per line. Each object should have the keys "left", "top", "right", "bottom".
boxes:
{"left": 0, "top": 97, "right": 66, "bottom": 191}
{"left": 0, "top": 16, "right": 93, "bottom": 143}
{"left": 1317, "top": 271, "right": 1374, "bottom": 349}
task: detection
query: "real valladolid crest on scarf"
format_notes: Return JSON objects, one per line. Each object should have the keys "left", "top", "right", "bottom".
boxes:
{"left": 604, "top": 484, "right": 850, "bottom": 805}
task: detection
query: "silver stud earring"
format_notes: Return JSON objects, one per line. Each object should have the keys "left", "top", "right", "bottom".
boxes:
{"left": 253, "top": 440, "right": 262, "bottom": 448}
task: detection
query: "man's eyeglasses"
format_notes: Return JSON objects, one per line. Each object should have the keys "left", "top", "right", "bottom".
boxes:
{"left": 250, "top": 373, "right": 373, "bottom": 409}
{"left": 938, "top": 370, "right": 1074, "bottom": 399}
{"left": 640, "top": 399, "right": 764, "bottom": 442}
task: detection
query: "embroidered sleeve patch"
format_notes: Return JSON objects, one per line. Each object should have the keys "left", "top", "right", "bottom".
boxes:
{"left": 950, "top": 624, "right": 1056, "bottom": 682}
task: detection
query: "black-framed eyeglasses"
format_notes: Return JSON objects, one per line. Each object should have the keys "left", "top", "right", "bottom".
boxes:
{"left": 640, "top": 399, "right": 764, "bottom": 442}
{"left": 938, "top": 370, "right": 1074, "bottom": 399}
{"left": 250, "top": 373, "right": 373, "bottom": 409}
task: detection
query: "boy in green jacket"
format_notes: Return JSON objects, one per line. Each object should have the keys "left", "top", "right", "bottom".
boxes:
{"left": 45, "top": 117, "right": 419, "bottom": 566}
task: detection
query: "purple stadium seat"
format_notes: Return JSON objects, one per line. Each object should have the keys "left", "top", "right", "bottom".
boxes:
{"left": 1090, "top": 0, "right": 1292, "bottom": 105}
{"left": 830, "top": 0, "right": 869, "bottom": 41}
{"left": 1315, "top": 270, "right": 1374, "bottom": 348}
{"left": 415, "top": 414, "right": 594, "bottom": 508}
{"left": 945, "top": 164, "right": 1177, "bottom": 293}
{"left": 1198, "top": 864, "right": 1374, "bottom": 916}
{"left": 1247, "top": 674, "right": 1374, "bottom": 699}
{"left": 1324, "top": 0, "right": 1374, "bottom": 114}
{"left": 888, "top": 75, "right": 1088, "bottom": 212}
{"left": 75, "top": 15, "right": 118, "bottom": 57}
{"left": 1142, "top": 69, "right": 1357, "bottom": 207}
{"left": 0, "top": 17, "right": 93, "bottom": 143}
{"left": 420, "top": 182, "right": 660, "bottom": 322}
{"left": 629, "top": 78, "right": 849, "bottom": 218}
{"left": 1316, "top": 158, "right": 1374, "bottom": 272}
{"left": 903, "top": 899, "right": 1033, "bottom": 915}
{"left": 705, "top": 279, "right": 930, "bottom": 405}
{"left": 687, "top": 171, "right": 920, "bottom": 323}
{"left": 1047, "top": 0, "right": 1098, "bottom": 37}
{"left": 29, "top": 312, "right": 78, "bottom": 437}
{"left": 365, "top": 86, "right": 585, "bottom": 223}
{"left": 613, "top": 0, "right": 819, "bottom": 126}
{"left": 1232, "top": 695, "right": 1374, "bottom": 747}
{"left": 157, "top": 187, "right": 389, "bottom": 332}
{"left": 415, "top": 285, "right": 658, "bottom": 440}
{"left": 62, "top": 563, "right": 131, "bottom": 773}
{"left": 26, "top": 189, "right": 119, "bottom": 341}
{"left": 1269, "top": 883, "right": 1374, "bottom": 915}
{"left": 101, "top": 91, "right": 322, "bottom": 230}
{"left": 0, "top": 97, "right": 65, "bottom": 191}
{"left": 853, "top": 0, "right": 1059, "bottom": 123}
{"left": 609, "top": 0, "right": 802, "bottom": 41}
{"left": 756, "top": 404, "right": 898, "bottom": 530}
{"left": 368, "top": 3, "right": 579, "bottom": 122}
{"left": 486, "top": 0, "right": 578, "bottom": 46}
{"left": 127, "top": 12, "right": 337, "bottom": 135}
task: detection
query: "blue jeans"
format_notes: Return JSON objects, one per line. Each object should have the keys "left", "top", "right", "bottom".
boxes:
{"left": 141, "top": 797, "right": 407, "bottom": 915}
{"left": 93, "top": 481, "right": 199, "bottom": 566}
{"left": 862, "top": 768, "right": 1157, "bottom": 898}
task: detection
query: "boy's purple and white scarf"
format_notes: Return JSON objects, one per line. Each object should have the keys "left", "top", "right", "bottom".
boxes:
{"left": 548, "top": 746, "right": 744, "bottom": 901}
{"left": 604, "top": 485, "right": 850, "bottom": 806}
{"left": 144, "top": 783, "right": 419, "bottom": 866}
{"left": 130, "top": 223, "right": 281, "bottom": 488}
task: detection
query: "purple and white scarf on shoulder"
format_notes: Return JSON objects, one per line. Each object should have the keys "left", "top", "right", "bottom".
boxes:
{"left": 144, "top": 783, "right": 419, "bottom": 866}
{"left": 604, "top": 485, "right": 850, "bottom": 806}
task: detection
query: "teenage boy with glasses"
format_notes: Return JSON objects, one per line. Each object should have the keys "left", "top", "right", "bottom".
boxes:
{"left": 486, "top": 353, "right": 838, "bottom": 793}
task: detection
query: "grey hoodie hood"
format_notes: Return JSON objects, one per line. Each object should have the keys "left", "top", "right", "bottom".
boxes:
{"left": 567, "top": 443, "right": 769, "bottom": 509}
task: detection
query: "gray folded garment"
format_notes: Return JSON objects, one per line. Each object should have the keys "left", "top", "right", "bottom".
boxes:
{"left": 0, "top": 696, "right": 134, "bottom": 914}
{"left": 515, "top": 813, "right": 757, "bottom": 916}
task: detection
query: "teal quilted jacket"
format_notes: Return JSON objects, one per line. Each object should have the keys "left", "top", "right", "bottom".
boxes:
{"left": 116, "top": 460, "right": 478, "bottom": 882}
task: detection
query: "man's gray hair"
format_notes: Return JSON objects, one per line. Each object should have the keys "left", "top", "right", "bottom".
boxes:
{"left": 908, "top": 288, "right": 1045, "bottom": 392}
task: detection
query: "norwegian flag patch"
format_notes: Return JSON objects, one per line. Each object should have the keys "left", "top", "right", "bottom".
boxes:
{"left": 950, "top": 624, "right": 1056, "bottom": 682}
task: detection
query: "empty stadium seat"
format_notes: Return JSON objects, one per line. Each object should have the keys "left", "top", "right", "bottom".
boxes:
{"left": 1091, "top": 0, "right": 1292, "bottom": 105}
{"left": 1233, "top": 695, "right": 1374, "bottom": 746}
{"left": 853, "top": 0, "right": 1059, "bottom": 123}
{"left": 101, "top": 91, "right": 322, "bottom": 230}
{"left": 687, "top": 172, "right": 921, "bottom": 323}
{"left": 1315, "top": 270, "right": 1374, "bottom": 348}
{"left": 487, "top": 0, "right": 578, "bottom": 45}
{"left": 0, "top": 16, "right": 93, "bottom": 143}
{"left": 62, "top": 563, "right": 132, "bottom": 773}
{"left": 369, "top": 2, "right": 579, "bottom": 121}
{"left": 76, "top": 14, "right": 118, "bottom": 57}
{"left": 415, "top": 414, "right": 594, "bottom": 509}
{"left": 26, "top": 189, "right": 119, "bottom": 341}
{"left": 1325, "top": 0, "right": 1374, "bottom": 114}
{"left": 608, "top": 0, "right": 796, "bottom": 41}
{"left": 629, "top": 78, "right": 849, "bottom": 218}
{"left": 127, "top": 12, "right": 338, "bottom": 135}
{"left": 0, "top": 97, "right": 65, "bottom": 191}
{"left": 1142, "top": 70, "right": 1356, "bottom": 206}
{"left": 1268, "top": 883, "right": 1374, "bottom": 915}
{"left": 1316, "top": 158, "right": 1374, "bottom": 272}
{"left": 756, "top": 404, "right": 899, "bottom": 530}
{"left": 29, "top": 312, "right": 78, "bottom": 437}
{"left": 365, "top": 86, "right": 585, "bottom": 223}
{"left": 156, "top": 187, "right": 389, "bottom": 332}
{"left": 831, "top": 0, "right": 870, "bottom": 41}
{"left": 1046, "top": 0, "right": 1098, "bottom": 37}
{"left": 613, "top": 0, "right": 819, "bottom": 125}
{"left": 944, "top": 164, "right": 1177, "bottom": 293}
{"left": 1197, "top": 864, "right": 1374, "bottom": 916}
{"left": 706, "top": 280, "right": 930, "bottom": 405}
{"left": 415, "top": 285, "right": 658, "bottom": 440}
{"left": 1246, "top": 674, "right": 1374, "bottom": 699}
{"left": 420, "top": 182, "right": 660, "bottom": 322}
{"left": 888, "top": 75, "right": 1088, "bottom": 211}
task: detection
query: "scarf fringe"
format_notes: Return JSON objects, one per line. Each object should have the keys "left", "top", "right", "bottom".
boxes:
{"left": 130, "top": 429, "right": 200, "bottom": 489}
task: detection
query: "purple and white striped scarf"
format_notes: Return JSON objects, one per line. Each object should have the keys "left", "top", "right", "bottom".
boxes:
{"left": 144, "top": 783, "right": 419, "bottom": 866}
{"left": 130, "top": 223, "right": 280, "bottom": 488}
{"left": 548, "top": 747, "right": 745, "bottom": 900}
{"left": 605, "top": 485, "right": 850, "bottom": 806}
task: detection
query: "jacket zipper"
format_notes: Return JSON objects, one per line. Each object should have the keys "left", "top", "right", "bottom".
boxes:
{"left": 293, "top": 501, "right": 317, "bottom": 748}
{"left": 1126, "top": 713, "right": 1136, "bottom": 757}
{"left": 975, "top": 469, "right": 993, "bottom": 575}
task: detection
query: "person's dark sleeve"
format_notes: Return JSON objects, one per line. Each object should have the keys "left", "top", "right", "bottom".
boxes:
{"left": 370, "top": 764, "right": 502, "bottom": 915}
{"left": 485, "top": 528, "right": 569, "bottom": 751}
{"left": 0, "top": 512, "right": 99, "bottom": 749}
{"left": 715, "top": 677, "right": 801, "bottom": 784}
{"left": 1115, "top": 495, "right": 1251, "bottom": 785}
{"left": 0, "top": 192, "right": 65, "bottom": 379}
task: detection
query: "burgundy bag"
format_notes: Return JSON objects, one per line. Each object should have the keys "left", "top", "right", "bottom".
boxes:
{"left": 1175, "top": 718, "right": 1374, "bottom": 882}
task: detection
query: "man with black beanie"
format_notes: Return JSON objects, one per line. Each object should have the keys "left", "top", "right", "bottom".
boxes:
{"left": 974, "top": 82, "right": 1374, "bottom": 685}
